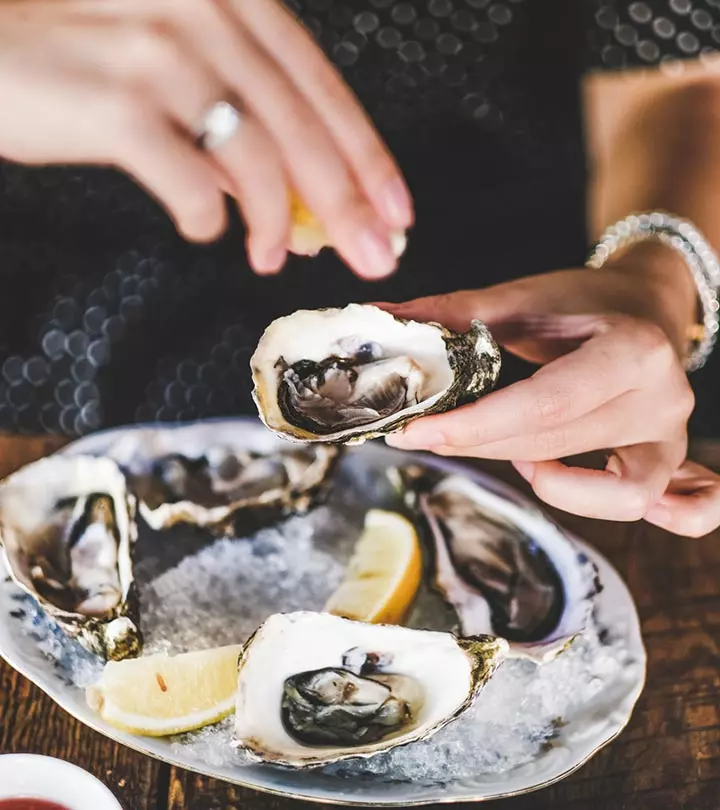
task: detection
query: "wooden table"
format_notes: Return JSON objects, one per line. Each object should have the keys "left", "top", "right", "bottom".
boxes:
{"left": 1, "top": 437, "right": 719, "bottom": 810}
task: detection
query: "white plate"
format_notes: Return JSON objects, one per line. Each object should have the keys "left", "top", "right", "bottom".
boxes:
{"left": 0, "top": 419, "right": 646, "bottom": 806}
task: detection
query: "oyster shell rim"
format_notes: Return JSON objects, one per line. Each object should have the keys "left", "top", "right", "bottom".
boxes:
{"left": 250, "top": 305, "right": 501, "bottom": 446}
{"left": 411, "top": 472, "right": 602, "bottom": 664}
{"left": 136, "top": 443, "right": 340, "bottom": 532}
{"left": 0, "top": 453, "right": 142, "bottom": 661}
{"left": 232, "top": 611, "right": 508, "bottom": 769}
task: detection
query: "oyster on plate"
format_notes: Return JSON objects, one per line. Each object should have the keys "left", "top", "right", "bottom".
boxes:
{"left": 250, "top": 304, "right": 501, "bottom": 445}
{"left": 0, "top": 455, "right": 141, "bottom": 660}
{"left": 233, "top": 611, "right": 507, "bottom": 768}
{"left": 397, "top": 467, "right": 600, "bottom": 663}
{"left": 126, "top": 443, "right": 339, "bottom": 532}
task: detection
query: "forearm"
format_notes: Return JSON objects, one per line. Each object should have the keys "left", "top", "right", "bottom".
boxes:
{"left": 583, "top": 68, "right": 720, "bottom": 357}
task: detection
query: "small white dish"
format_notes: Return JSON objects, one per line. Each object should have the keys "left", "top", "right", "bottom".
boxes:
{"left": 0, "top": 755, "right": 123, "bottom": 809}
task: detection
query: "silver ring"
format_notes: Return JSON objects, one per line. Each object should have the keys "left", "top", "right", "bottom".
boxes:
{"left": 195, "top": 100, "right": 242, "bottom": 151}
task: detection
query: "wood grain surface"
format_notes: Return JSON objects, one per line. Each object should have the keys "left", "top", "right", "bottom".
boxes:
{"left": 0, "top": 439, "right": 718, "bottom": 810}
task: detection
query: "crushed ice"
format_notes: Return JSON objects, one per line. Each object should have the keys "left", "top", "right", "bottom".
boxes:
{"left": 140, "top": 507, "right": 349, "bottom": 654}
{"left": 162, "top": 624, "right": 627, "bottom": 784}
{"left": 326, "top": 627, "right": 627, "bottom": 781}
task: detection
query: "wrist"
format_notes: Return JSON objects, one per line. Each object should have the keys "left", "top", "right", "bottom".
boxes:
{"left": 601, "top": 240, "right": 699, "bottom": 360}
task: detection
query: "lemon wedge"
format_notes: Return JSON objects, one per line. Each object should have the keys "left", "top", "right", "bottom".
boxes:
{"left": 289, "top": 192, "right": 328, "bottom": 257}
{"left": 86, "top": 644, "right": 242, "bottom": 737}
{"left": 324, "top": 509, "right": 422, "bottom": 625}
{"left": 289, "top": 192, "right": 407, "bottom": 259}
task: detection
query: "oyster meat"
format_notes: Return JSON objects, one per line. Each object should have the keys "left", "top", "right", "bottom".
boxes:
{"left": 233, "top": 611, "right": 507, "bottom": 767}
{"left": 0, "top": 455, "right": 141, "bottom": 660}
{"left": 127, "top": 443, "right": 338, "bottom": 531}
{"left": 250, "top": 304, "right": 500, "bottom": 444}
{"left": 399, "top": 468, "right": 600, "bottom": 663}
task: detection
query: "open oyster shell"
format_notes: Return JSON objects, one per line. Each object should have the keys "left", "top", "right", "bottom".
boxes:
{"left": 128, "top": 444, "right": 338, "bottom": 532}
{"left": 233, "top": 611, "right": 507, "bottom": 768}
{"left": 83, "top": 424, "right": 340, "bottom": 533}
{"left": 397, "top": 467, "right": 601, "bottom": 663}
{"left": 250, "top": 304, "right": 500, "bottom": 445}
{"left": 0, "top": 455, "right": 141, "bottom": 660}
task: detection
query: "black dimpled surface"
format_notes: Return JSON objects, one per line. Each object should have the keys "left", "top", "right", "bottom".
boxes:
{"left": 0, "top": 0, "right": 716, "bottom": 437}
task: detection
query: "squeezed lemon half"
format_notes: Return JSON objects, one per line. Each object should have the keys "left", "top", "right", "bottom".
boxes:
{"left": 289, "top": 193, "right": 407, "bottom": 258}
{"left": 324, "top": 509, "right": 423, "bottom": 625}
{"left": 289, "top": 192, "right": 329, "bottom": 257}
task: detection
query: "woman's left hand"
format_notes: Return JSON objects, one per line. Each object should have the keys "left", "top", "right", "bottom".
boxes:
{"left": 381, "top": 257, "right": 720, "bottom": 536}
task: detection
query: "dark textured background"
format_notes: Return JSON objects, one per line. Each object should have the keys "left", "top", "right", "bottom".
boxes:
{"left": 0, "top": 0, "right": 717, "bottom": 437}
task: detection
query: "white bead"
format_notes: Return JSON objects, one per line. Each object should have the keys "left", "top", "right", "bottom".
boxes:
{"left": 588, "top": 211, "right": 720, "bottom": 371}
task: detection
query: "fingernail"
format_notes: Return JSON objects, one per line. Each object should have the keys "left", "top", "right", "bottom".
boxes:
{"left": 605, "top": 454, "right": 623, "bottom": 477}
{"left": 266, "top": 244, "right": 287, "bottom": 271}
{"left": 513, "top": 461, "right": 535, "bottom": 482}
{"left": 252, "top": 244, "right": 286, "bottom": 275}
{"left": 386, "top": 429, "right": 445, "bottom": 449}
{"left": 379, "top": 178, "right": 414, "bottom": 228}
{"left": 356, "top": 228, "right": 397, "bottom": 278}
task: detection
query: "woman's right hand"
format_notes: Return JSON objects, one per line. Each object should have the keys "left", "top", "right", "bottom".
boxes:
{"left": 0, "top": 0, "right": 413, "bottom": 277}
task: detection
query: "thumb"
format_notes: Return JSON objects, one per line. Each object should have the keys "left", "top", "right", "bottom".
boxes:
{"left": 376, "top": 290, "right": 607, "bottom": 360}
{"left": 377, "top": 284, "right": 529, "bottom": 334}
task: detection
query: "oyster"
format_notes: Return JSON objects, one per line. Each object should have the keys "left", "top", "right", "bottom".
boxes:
{"left": 399, "top": 468, "right": 600, "bottom": 663}
{"left": 126, "top": 443, "right": 338, "bottom": 532}
{"left": 0, "top": 455, "right": 141, "bottom": 660}
{"left": 250, "top": 304, "right": 500, "bottom": 444}
{"left": 233, "top": 611, "right": 507, "bottom": 768}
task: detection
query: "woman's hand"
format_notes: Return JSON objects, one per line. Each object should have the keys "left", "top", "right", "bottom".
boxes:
{"left": 0, "top": 0, "right": 412, "bottom": 277}
{"left": 381, "top": 250, "right": 720, "bottom": 536}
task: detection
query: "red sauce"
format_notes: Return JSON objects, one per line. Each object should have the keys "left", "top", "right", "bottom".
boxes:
{"left": 0, "top": 801, "right": 71, "bottom": 810}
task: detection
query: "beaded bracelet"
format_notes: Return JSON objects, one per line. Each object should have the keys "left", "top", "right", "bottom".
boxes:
{"left": 586, "top": 212, "right": 720, "bottom": 372}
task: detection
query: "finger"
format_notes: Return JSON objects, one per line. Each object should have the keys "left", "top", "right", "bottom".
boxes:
{"left": 105, "top": 91, "right": 226, "bottom": 241}
{"left": 169, "top": 2, "right": 398, "bottom": 279}
{"left": 423, "top": 383, "right": 692, "bottom": 461}
{"left": 645, "top": 461, "right": 720, "bottom": 537}
{"left": 387, "top": 317, "right": 656, "bottom": 450}
{"left": 658, "top": 459, "right": 720, "bottom": 490}
{"left": 423, "top": 397, "right": 639, "bottom": 462}
{"left": 115, "top": 28, "right": 289, "bottom": 271}
{"left": 377, "top": 297, "right": 577, "bottom": 365}
{"left": 512, "top": 441, "right": 685, "bottom": 522}
{"left": 381, "top": 267, "right": 650, "bottom": 334}
{"left": 213, "top": 117, "right": 290, "bottom": 274}
{"left": 380, "top": 284, "right": 594, "bottom": 336}
{"left": 234, "top": 0, "right": 413, "bottom": 230}
{"left": 383, "top": 289, "right": 516, "bottom": 333}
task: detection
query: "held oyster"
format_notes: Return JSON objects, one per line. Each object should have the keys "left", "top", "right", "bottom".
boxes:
{"left": 250, "top": 304, "right": 501, "bottom": 445}
{"left": 233, "top": 611, "right": 507, "bottom": 768}
{"left": 127, "top": 443, "right": 338, "bottom": 532}
{"left": 0, "top": 455, "right": 141, "bottom": 660}
{"left": 399, "top": 468, "right": 600, "bottom": 663}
